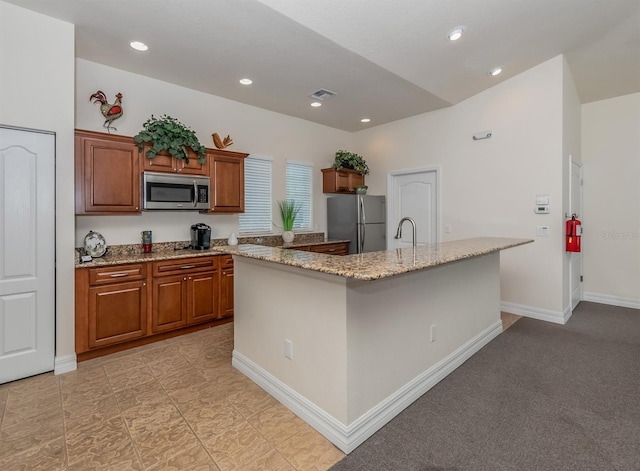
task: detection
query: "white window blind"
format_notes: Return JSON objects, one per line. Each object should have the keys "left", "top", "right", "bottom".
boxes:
{"left": 286, "top": 160, "right": 313, "bottom": 230}
{"left": 239, "top": 156, "right": 272, "bottom": 233}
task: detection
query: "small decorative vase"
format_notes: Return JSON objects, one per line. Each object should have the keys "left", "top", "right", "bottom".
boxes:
{"left": 282, "top": 231, "right": 295, "bottom": 243}
{"left": 227, "top": 233, "right": 238, "bottom": 246}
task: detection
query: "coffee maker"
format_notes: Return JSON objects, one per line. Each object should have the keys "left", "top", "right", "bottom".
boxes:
{"left": 190, "top": 223, "right": 211, "bottom": 250}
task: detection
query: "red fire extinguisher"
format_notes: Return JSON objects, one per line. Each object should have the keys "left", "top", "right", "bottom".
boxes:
{"left": 566, "top": 214, "right": 582, "bottom": 252}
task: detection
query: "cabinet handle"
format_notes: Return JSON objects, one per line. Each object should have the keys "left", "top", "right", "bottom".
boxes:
{"left": 109, "top": 273, "right": 128, "bottom": 278}
{"left": 328, "top": 248, "right": 335, "bottom": 252}
{"left": 184, "top": 277, "right": 187, "bottom": 281}
{"left": 180, "top": 265, "right": 196, "bottom": 269}
{"left": 143, "top": 282, "right": 146, "bottom": 286}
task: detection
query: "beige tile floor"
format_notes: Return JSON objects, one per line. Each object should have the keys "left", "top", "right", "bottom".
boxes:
{"left": 0, "top": 314, "right": 521, "bottom": 471}
{"left": 0, "top": 323, "right": 344, "bottom": 471}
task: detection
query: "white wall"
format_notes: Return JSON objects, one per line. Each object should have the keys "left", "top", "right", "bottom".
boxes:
{"left": 353, "top": 56, "right": 568, "bottom": 318}
{"left": 582, "top": 93, "right": 640, "bottom": 307}
{"left": 0, "top": 2, "right": 76, "bottom": 358}
{"left": 75, "top": 59, "right": 353, "bottom": 245}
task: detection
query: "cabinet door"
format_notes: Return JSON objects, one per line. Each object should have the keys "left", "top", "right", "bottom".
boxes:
{"left": 219, "top": 267, "right": 234, "bottom": 318}
{"left": 349, "top": 173, "right": 365, "bottom": 190}
{"left": 187, "top": 271, "right": 218, "bottom": 324}
{"left": 207, "top": 150, "right": 247, "bottom": 213}
{"left": 152, "top": 275, "right": 187, "bottom": 332}
{"left": 75, "top": 131, "right": 141, "bottom": 214}
{"left": 178, "top": 154, "right": 209, "bottom": 176}
{"left": 336, "top": 172, "right": 351, "bottom": 192}
{"left": 142, "top": 148, "right": 209, "bottom": 175}
{"left": 141, "top": 150, "right": 175, "bottom": 173}
{"left": 321, "top": 168, "right": 365, "bottom": 194}
{"left": 88, "top": 280, "right": 147, "bottom": 348}
{"left": 308, "top": 242, "right": 349, "bottom": 256}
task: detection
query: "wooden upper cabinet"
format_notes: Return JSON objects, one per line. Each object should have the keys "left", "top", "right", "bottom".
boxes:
{"left": 321, "top": 168, "right": 365, "bottom": 194}
{"left": 204, "top": 148, "right": 248, "bottom": 213}
{"left": 75, "top": 130, "right": 141, "bottom": 214}
{"left": 140, "top": 147, "right": 209, "bottom": 176}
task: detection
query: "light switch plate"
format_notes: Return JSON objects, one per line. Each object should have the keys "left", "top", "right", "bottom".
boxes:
{"left": 536, "top": 194, "right": 550, "bottom": 205}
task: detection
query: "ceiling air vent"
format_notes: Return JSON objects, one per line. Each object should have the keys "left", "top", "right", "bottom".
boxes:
{"left": 308, "top": 89, "right": 337, "bottom": 100}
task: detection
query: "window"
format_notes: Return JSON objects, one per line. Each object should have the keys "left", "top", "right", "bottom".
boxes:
{"left": 286, "top": 160, "right": 313, "bottom": 230}
{"left": 239, "top": 155, "right": 272, "bottom": 233}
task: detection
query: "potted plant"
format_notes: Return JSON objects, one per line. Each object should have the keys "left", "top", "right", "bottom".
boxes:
{"left": 134, "top": 114, "right": 206, "bottom": 164}
{"left": 355, "top": 185, "right": 368, "bottom": 195}
{"left": 278, "top": 199, "right": 302, "bottom": 243}
{"left": 332, "top": 150, "right": 369, "bottom": 175}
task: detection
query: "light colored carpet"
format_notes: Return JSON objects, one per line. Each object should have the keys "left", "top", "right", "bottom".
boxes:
{"left": 331, "top": 302, "right": 640, "bottom": 470}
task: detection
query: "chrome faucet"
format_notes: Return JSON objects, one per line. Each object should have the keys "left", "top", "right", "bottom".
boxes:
{"left": 395, "top": 217, "right": 417, "bottom": 247}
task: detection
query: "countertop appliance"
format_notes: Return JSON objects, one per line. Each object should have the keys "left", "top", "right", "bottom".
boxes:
{"left": 190, "top": 223, "right": 211, "bottom": 250}
{"left": 327, "top": 195, "right": 386, "bottom": 254}
{"left": 142, "top": 171, "right": 210, "bottom": 210}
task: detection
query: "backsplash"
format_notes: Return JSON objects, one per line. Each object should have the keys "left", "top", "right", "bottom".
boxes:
{"left": 76, "top": 232, "right": 326, "bottom": 256}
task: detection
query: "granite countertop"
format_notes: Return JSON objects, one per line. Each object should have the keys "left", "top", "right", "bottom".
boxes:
{"left": 75, "top": 236, "right": 350, "bottom": 268}
{"left": 225, "top": 237, "right": 533, "bottom": 281}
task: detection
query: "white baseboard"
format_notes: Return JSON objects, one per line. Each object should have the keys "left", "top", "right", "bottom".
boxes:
{"left": 583, "top": 292, "right": 640, "bottom": 310}
{"left": 232, "top": 320, "right": 503, "bottom": 454}
{"left": 501, "top": 301, "right": 570, "bottom": 324}
{"left": 54, "top": 354, "right": 77, "bottom": 375}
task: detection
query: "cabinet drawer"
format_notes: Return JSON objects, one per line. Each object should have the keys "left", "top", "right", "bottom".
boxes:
{"left": 89, "top": 264, "right": 147, "bottom": 286}
{"left": 152, "top": 256, "right": 218, "bottom": 277}
{"left": 308, "top": 243, "right": 349, "bottom": 256}
{"left": 219, "top": 254, "right": 234, "bottom": 269}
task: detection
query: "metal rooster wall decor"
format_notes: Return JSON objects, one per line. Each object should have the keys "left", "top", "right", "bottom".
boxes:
{"left": 212, "top": 132, "right": 233, "bottom": 149}
{"left": 90, "top": 90, "right": 123, "bottom": 133}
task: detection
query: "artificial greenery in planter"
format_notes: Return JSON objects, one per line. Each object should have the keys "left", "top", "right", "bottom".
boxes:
{"left": 332, "top": 150, "right": 369, "bottom": 175}
{"left": 278, "top": 199, "right": 302, "bottom": 231}
{"left": 134, "top": 114, "right": 206, "bottom": 164}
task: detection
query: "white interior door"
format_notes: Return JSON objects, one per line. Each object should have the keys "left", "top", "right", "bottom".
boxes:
{"left": 388, "top": 169, "right": 438, "bottom": 249}
{"left": 570, "top": 160, "right": 583, "bottom": 310}
{"left": 0, "top": 126, "right": 55, "bottom": 384}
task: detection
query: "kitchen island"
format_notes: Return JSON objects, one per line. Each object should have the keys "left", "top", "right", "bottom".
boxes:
{"left": 227, "top": 237, "right": 532, "bottom": 453}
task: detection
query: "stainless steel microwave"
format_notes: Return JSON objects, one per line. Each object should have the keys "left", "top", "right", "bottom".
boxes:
{"left": 142, "top": 171, "right": 210, "bottom": 210}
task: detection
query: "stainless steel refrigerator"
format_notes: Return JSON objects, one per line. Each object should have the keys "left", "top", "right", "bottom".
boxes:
{"left": 327, "top": 195, "right": 386, "bottom": 254}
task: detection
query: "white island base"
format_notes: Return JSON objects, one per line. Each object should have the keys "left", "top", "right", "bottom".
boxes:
{"left": 232, "top": 248, "right": 507, "bottom": 454}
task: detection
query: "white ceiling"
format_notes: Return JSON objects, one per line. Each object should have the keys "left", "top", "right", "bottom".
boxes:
{"left": 7, "top": 0, "right": 640, "bottom": 131}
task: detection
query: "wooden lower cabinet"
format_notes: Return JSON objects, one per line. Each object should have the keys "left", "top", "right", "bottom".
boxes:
{"left": 219, "top": 263, "right": 234, "bottom": 318}
{"left": 152, "top": 274, "right": 188, "bottom": 332}
{"left": 88, "top": 280, "right": 147, "bottom": 348}
{"left": 293, "top": 242, "right": 350, "bottom": 256}
{"left": 76, "top": 255, "right": 233, "bottom": 360}
{"left": 188, "top": 271, "right": 219, "bottom": 324}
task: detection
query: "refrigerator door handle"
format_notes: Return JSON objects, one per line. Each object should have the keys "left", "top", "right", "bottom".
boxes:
{"left": 359, "top": 196, "right": 366, "bottom": 252}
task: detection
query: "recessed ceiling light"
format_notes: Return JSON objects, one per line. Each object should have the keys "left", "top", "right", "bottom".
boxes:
{"left": 447, "top": 26, "right": 465, "bottom": 41}
{"left": 130, "top": 41, "right": 148, "bottom": 51}
{"left": 361, "top": 118, "right": 371, "bottom": 123}
{"left": 488, "top": 66, "right": 503, "bottom": 76}
{"left": 310, "top": 102, "right": 322, "bottom": 107}
{"left": 239, "top": 78, "right": 253, "bottom": 85}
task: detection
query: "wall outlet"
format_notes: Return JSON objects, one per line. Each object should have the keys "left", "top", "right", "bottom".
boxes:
{"left": 536, "top": 226, "right": 549, "bottom": 237}
{"left": 444, "top": 225, "right": 452, "bottom": 234}
{"left": 284, "top": 339, "right": 293, "bottom": 360}
{"left": 429, "top": 325, "right": 437, "bottom": 343}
